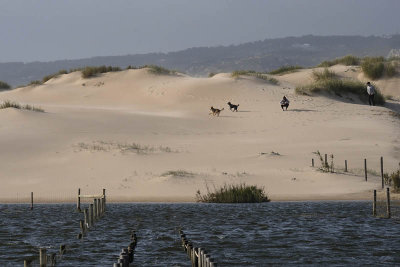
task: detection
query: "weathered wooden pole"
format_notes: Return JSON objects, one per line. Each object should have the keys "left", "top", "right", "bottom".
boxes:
{"left": 30, "top": 192, "right": 33, "bottom": 210}
{"left": 311, "top": 158, "right": 314, "bottom": 167}
{"left": 364, "top": 158, "right": 367, "bottom": 181}
{"left": 84, "top": 209, "right": 88, "bottom": 228}
{"left": 381, "top": 157, "right": 384, "bottom": 189}
{"left": 93, "top": 199, "right": 98, "bottom": 222}
{"left": 60, "top": 244, "right": 66, "bottom": 255}
{"left": 80, "top": 219, "right": 85, "bottom": 233}
{"left": 103, "top": 188, "right": 106, "bottom": 212}
{"left": 373, "top": 190, "right": 377, "bottom": 217}
{"left": 77, "top": 188, "right": 81, "bottom": 211}
{"left": 345, "top": 160, "right": 348, "bottom": 172}
{"left": 386, "top": 187, "right": 391, "bottom": 219}
{"left": 198, "top": 248, "right": 202, "bottom": 267}
{"left": 39, "top": 248, "right": 47, "bottom": 267}
{"left": 24, "top": 260, "right": 30, "bottom": 267}
{"left": 89, "top": 203, "right": 93, "bottom": 227}
{"left": 96, "top": 198, "right": 100, "bottom": 218}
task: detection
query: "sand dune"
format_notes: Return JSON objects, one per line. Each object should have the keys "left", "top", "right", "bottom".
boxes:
{"left": 1, "top": 67, "right": 400, "bottom": 202}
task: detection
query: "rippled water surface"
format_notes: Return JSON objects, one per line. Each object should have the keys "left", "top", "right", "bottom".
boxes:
{"left": 1, "top": 202, "right": 399, "bottom": 266}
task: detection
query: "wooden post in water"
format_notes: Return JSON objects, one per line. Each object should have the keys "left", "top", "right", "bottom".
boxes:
{"left": 80, "top": 219, "right": 85, "bottom": 234}
{"left": 77, "top": 188, "right": 81, "bottom": 211}
{"left": 39, "top": 248, "right": 47, "bottom": 267}
{"left": 345, "top": 160, "right": 348, "bottom": 172}
{"left": 103, "top": 188, "right": 106, "bottom": 212}
{"left": 386, "top": 187, "right": 391, "bottom": 219}
{"left": 198, "top": 248, "right": 202, "bottom": 267}
{"left": 89, "top": 204, "right": 93, "bottom": 227}
{"left": 60, "top": 244, "right": 66, "bottom": 255}
{"left": 364, "top": 159, "right": 367, "bottom": 181}
{"left": 311, "top": 158, "right": 314, "bottom": 167}
{"left": 93, "top": 199, "right": 97, "bottom": 222}
{"left": 381, "top": 157, "right": 384, "bottom": 189}
{"left": 84, "top": 209, "right": 88, "bottom": 228}
{"left": 30, "top": 192, "right": 33, "bottom": 210}
{"left": 373, "top": 190, "right": 377, "bottom": 217}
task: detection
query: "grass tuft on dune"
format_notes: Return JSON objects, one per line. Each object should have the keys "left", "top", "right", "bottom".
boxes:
{"left": 0, "top": 100, "right": 44, "bottom": 112}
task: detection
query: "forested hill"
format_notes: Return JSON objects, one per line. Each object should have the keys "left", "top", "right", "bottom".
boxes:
{"left": 1, "top": 35, "right": 400, "bottom": 87}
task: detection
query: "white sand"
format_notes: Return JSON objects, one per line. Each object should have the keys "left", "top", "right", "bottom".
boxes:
{"left": 1, "top": 67, "right": 399, "bottom": 202}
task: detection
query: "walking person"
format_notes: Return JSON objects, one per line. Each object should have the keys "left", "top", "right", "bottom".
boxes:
{"left": 366, "top": 82, "right": 375, "bottom": 106}
{"left": 280, "top": 96, "right": 290, "bottom": 111}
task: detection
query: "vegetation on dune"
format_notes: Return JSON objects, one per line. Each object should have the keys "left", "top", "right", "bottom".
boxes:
{"left": 384, "top": 164, "right": 400, "bottom": 193}
{"left": 268, "top": 65, "right": 303, "bottom": 75}
{"left": 161, "top": 170, "right": 195, "bottom": 178}
{"left": 0, "top": 81, "right": 11, "bottom": 90}
{"left": 144, "top": 65, "right": 177, "bottom": 75}
{"left": 361, "top": 57, "right": 398, "bottom": 80}
{"left": 231, "top": 70, "right": 279, "bottom": 84}
{"left": 312, "top": 68, "right": 337, "bottom": 81}
{"left": 196, "top": 183, "right": 270, "bottom": 203}
{"left": 42, "top": 69, "right": 69, "bottom": 83}
{"left": 208, "top": 72, "right": 217, "bottom": 77}
{"left": 81, "top": 65, "right": 122, "bottom": 78}
{"left": 296, "top": 68, "right": 385, "bottom": 105}
{"left": 318, "top": 55, "right": 360, "bottom": 67}
{"left": 0, "top": 100, "right": 44, "bottom": 112}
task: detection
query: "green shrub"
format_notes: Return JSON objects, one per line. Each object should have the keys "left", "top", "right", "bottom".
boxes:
{"left": 29, "top": 80, "right": 42, "bottom": 86}
{"left": 144, "top": 65, "right": 176, "bottom": 75}
{"left": 361, "top": 57, "right": 385, "bottom": 80}
{"left": 312, "top": 68, "right": 337, "bottom": 81}
{"left": 0, "top": 81, "right": 11, "bottom": 90}
{"left": 196, "top": 183, "right": 270, "bottom": 203}
{"left": 81, "top": 65, "right": 121, "bottom": 78}
{"left": 269, "top": 65, "right": 303, "bottom": 75}
{"left": 296, "top": 78, "right": 385, "bottom": 105}
{"left": 208, "top": 72, "right": 217, "bottom": 77}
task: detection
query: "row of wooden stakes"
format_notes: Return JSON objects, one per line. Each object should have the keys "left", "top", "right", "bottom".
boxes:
{"left": 24, "top": 245, "right": 66, "bottom": 267}
{"left": 179, "top": 230, "right": 218, "bottom": 267}
{"left": 77, "top": 189, "right": 106, "bottom": 239}
{"left": 113, "top": 231, "right": 137, "bottom": 267}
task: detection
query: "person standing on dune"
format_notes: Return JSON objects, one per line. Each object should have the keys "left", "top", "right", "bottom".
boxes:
{"left": 366, "top": 82, "right": 375, "bottom": 106}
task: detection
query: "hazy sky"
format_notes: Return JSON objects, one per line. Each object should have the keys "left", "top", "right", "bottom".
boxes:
{"left": 1, "top": 0, "right": 399, "bottom": 62}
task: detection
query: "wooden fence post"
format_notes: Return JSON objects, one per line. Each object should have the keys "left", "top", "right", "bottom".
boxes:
{"left": 373, "top": 190, "right": 376, "bottom": 217}
{"left": 381, "top": 157, "right": 384, "bottom": 189}
{"left": 345, "top": 160, "right": 347, "bottom": 172}
{"left": 39, "top": 248, "right": 47, "bottom": 267}
{"left": 93, "top": 199, "right": 97, "bottom": 222}
{"left": 364, "top": 158, "right": 367, "bottom": 181}
{"left": 89, "top": 204, "right": 93, "bottom": 227}
{"left": 30, "top": 192, "right": 33, "bottom": 210}
{"left": 77, "top": 188, "right": 81, "bottom": 211}
{"left": 311, "top": 158, "right": 314, "bottom": 167}
{"left": 386, "top": 187, "right": 391, "bottom": 219}
{"left": 103, "top": 188, "right": 106, "bottom": 212}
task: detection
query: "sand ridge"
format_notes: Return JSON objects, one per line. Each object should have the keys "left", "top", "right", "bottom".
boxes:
{"left": 1, "top": 66, "right": 400, "bottom": 202}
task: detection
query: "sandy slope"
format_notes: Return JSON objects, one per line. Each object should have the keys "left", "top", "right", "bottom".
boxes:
{"left": 1, "top": 67, "right": 400, "bottom": 202}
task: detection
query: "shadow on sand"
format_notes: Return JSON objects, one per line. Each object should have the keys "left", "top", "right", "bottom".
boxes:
{"left": 286, "top": 109, "right": 316, "bottom": 112}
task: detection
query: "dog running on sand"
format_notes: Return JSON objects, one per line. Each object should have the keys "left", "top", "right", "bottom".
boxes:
{"left": 209, "top": 106, "right": 224, "bottom": 116}
{"left": 227, "top": 102, "right": 239, "bottom": 112}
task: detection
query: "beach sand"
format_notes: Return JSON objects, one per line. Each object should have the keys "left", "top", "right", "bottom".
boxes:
{"left": 1, "top": 66, "right": 399, "bottom": 202}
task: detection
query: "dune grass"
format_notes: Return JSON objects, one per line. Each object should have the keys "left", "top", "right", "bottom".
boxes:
{"left": 231, "top": 70, "right": 279, "bottom": 84}
{"left": 144, "top": 65, "right": 177, "bottom": 75}
{"left": 296, "top": 67, "right": 385, "bottom": 105}
{"left": 196, "top": 183, "right": 270, "bottom": 203}
{"left": 361, "top": 57, "right": 398, "bottom": 80}
{"left": 312, "top": 68, "right": 337, "bottom": 81}
{"left": 268, "top": 65, "right": 303, "bottom": 75}
{"left": 0, "top": 81, "right": 11, "bottom": 90}
{"left": 0, "top": 100, "right": 44, "bottom": 112}
{"left": 81, "top": 66, "right": 122, "bottom": 78}
{"left": 318, "top": 55, "right": 360, "bottom": 67}
{"left": 161, "top": 170, "right": 195, "bottom": 178}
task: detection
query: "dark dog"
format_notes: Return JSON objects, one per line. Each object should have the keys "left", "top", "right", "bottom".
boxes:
{"left": 210, "top": 106, "right": 224, "bottom": 116}
{"left": 227, "top": 102, "right": 239, "bottom": 112}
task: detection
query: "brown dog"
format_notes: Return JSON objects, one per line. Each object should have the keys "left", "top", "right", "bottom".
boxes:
{"left": 209, "top": 106, "right": 224, "bottom": 116}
